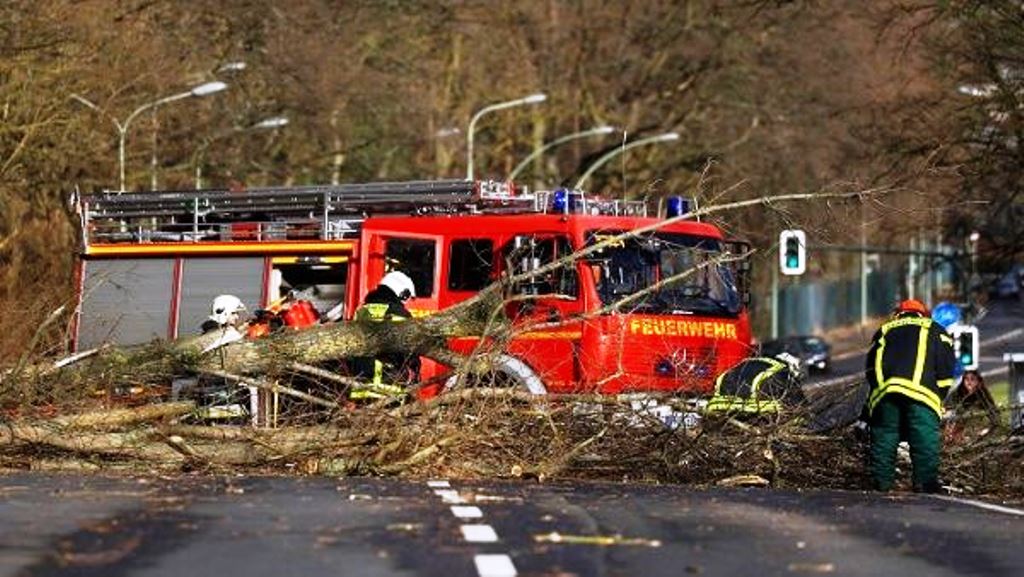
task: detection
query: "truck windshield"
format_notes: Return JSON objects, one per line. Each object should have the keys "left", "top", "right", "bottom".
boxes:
{"left": 586, "top": 230, "right": 741, "bottom": 317}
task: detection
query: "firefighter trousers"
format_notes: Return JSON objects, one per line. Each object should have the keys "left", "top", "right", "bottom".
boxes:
{"left": 869, "top": 394, "right": 941, "bottom": 493}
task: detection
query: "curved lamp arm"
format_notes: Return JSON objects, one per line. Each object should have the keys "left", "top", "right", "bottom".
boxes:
{"left": 507, "top": 125, "right": 615, "bottom": 182}
{"left": 574, "top": 132, "right": 679, "bottom": 190}
{"left": 466, "top": 92, "right": 546, "bottom": 180}
{"left": 194, "top": 115, "right": 288, "bottom": 189}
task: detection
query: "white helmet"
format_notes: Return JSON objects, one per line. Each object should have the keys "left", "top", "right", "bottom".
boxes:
{"left": 380, "top": 271, "right": 416, "bottom": 300}
{"left": 210, "top": 294, "right": 245, "bottom": 325}
{"left": 775, "top": 352, "right": 802, "bottom": 373}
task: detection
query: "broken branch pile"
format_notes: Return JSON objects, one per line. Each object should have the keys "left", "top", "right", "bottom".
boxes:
{"left": 2, "top": 373, "right": 1021, "bottom": 500}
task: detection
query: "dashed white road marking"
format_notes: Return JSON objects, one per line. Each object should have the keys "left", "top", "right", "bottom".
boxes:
{"left": 435, "top": 489, "right": 468, "bottom": 504}
{"left": 460, "top": 524, "right": 500, "bottom": 543}
{"left": 930, "top": 495, "right": 1024, "bottom": 517}
{"left": 451, "top": 505, "right": 484, "bottom": 519}
{"left": 474, "top": 554, "right": 518, "bottom": 577}
{"left": 430, "top": 481, "right": 516, "bottom": 576}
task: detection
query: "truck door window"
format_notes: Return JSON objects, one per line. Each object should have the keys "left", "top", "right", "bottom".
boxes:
{"left": 78, "top": 259, "right": 175, "bottom": 348}
{"left": 384, "top": 238, "right": 436, "bottom": 298}
{"left": 448, "top": 239, "right": 494, "bottom": 291}
{"left": 270, "top": 258, "right": 349, "bottom": 320}
{"left": 503, "top": 235, "right": 578, "bottom": 298}
{"left": 179, "top": 257, "right": 265, "bottom": 336}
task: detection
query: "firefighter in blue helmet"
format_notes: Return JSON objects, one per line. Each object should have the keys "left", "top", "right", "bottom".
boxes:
{"left": 349, "top": 271, "right": 421, "bottom": 401}
{"left": 705, "top": 352, "right": 805, "bottom": 416}
{"left": 865, "top": 299, "right": 956, "bottom": 493}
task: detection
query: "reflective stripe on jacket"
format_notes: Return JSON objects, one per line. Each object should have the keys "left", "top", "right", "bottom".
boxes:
{"left": 866, "top": 315, "right": 956, "bottom": 418}
{"left": 349, "top": 381, "right": 406, "bottom": 400}
{"left": 350, "top": 286, "right": 415, "bottom": 395}
{"left": 706, "top": 357, "right": 791, "bottom": 414}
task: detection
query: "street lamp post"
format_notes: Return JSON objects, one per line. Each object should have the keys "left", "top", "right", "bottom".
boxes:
{"left": 969, "top": 230, "right": 980, "bottom": 275}
{"left": 433, "top": 127, "right": 461, "bottom": 177}
{"left": 194, "top": 116, "right": 289, "bottom": 189}
{"left": 70, "top": 81, "right": 228, "bottom": 192}
{"left": 507, "top": 125, "right": 615, "bottom": 183}
{"left": 216, "top": 61, "right": 247, "bottom": 73}
{"left": 466, "top": 92, "right": 547, "bottom": 181}
{"left": 573, "top": 132, "right": 680, "bottom": 190}
{"left": 967, "top": 230, "right": 981, "bottom": 310}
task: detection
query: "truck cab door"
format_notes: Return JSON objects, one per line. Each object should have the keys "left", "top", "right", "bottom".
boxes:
{"left": 360, "top": 231, "right": 441, "bottom": 317}
{"left": 501, "top": 234, "right": 584, "bottom": 392}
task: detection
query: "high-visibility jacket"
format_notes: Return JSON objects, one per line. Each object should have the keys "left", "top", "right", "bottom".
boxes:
{"left": 350, "top": 285, "right": 419, "bottom": 400}
{"left": 865, "top": 315, "right": 956, "bottom": 418}
{"left": 706, "top": 357, "right": 803, "bottom": 415}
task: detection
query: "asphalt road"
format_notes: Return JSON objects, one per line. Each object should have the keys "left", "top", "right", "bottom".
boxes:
{"left": 2, "top": 473, "right": 1023, "bottom": 577}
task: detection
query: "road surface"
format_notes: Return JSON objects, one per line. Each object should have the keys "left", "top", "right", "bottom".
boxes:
{"left": 2, "top": 473, "right": 1022, "bottom": 577}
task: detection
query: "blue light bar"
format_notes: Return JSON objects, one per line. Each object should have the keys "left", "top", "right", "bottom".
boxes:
{"left": 552, "top": 188, "right": 570, "bottom": 213}
{"left": 667, "top": 196, "right": 690, "bottom": 218}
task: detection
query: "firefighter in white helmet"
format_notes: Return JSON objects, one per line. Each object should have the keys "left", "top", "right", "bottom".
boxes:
{"left": 202, "top": 294, "right": 246, "bottom": 333}
{"left": 349, "top": 271, "right": 420, "bottom": 401}
{"left": 200, "top": 294, "right": 247, "bottom": 353}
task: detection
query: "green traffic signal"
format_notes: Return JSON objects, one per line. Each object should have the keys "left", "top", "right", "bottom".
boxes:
{"left": 779, "top": 229, "right": 806, "bottom": 275}
{"left": 784, "top": 238, "right": 801, "bottom": 269}
{"left": 960, "top": 337, "right": 973, "bottom": 365}
{"left": 953, "top": 326, "right": 979, "bottom": 370}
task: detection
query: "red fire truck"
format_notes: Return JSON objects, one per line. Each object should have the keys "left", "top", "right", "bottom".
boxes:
{"left": 72, "top": 180, "right": 753, "bottom": 397}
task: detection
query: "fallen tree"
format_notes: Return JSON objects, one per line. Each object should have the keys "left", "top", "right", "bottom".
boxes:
{"left": 3, "top": 189, "right": 868, "bottom": 394}
{"left": 4, "top": 189, "right": 1021, "bottom": 500}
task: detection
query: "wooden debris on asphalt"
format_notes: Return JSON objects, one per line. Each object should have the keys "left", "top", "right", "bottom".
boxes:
{"left": 716, "top": 474, "right": 771, "bottom": 487}
{"left": 534, "top": 531, "right": 662, "bottom": 547}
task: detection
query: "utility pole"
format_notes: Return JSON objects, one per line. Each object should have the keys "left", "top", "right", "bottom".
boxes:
{"left": 331, "top": 109, "right": 343, "bottom": 186}
{"left": 771, "top": 249, "right": 779, "bottom": 339}
{"left": 907, "top": 236, "right": 917, "bottom": 301}
{"left": 859, "top": 203, "right": 868, "bottom": 325}
{"left": 922, "top": 231, "right": 933, "bottom": 308}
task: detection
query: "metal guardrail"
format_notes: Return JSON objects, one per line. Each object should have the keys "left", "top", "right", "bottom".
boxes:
{"left": 1004, "top": 353, "right": 1024, "bottom": 430}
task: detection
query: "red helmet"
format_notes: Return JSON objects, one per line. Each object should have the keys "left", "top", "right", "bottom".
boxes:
{"left": 895, "top": 299, "right": 929, "bottom": 316}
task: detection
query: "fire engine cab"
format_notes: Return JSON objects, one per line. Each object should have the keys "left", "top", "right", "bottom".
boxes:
{"left": 72, "top": 180, "right": 753, "bottom": 396}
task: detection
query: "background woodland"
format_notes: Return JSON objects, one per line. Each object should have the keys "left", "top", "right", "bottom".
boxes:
{"left": 1, "top": 0, "right": 1021, "bottom": 362}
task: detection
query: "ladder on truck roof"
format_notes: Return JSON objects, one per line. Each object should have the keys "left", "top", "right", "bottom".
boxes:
{"left": 77, "top": 180, "right": 539, "bottom": 246}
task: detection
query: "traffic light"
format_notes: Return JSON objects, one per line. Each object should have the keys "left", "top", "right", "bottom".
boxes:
{"left": 779, "top": 229, "right": 806, "bottom": 276}
{"left": 950, "top": 324, "right": 980, "bottom": 371}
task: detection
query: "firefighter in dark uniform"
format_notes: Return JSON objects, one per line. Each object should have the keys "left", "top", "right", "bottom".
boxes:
{"left": 865, "top": 299, "right": 956, "bottom": 493}
{"left": 706, "top": 352, "right": 805, "bottom": 416}
{"left": 350, "top": 271, "right": 421, "bottom": 401}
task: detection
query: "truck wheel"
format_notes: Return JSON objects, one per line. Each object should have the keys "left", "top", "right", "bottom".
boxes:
{"left": 444, "top": 354, "right": 547, "bottom": 395}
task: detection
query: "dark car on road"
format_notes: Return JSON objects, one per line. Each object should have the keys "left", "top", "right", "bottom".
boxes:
{"left": 760, "top": 335, "right": 832, "bottom": 374}
{"left": 989, "top": 264, "right": 1024, "bottom": 299}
